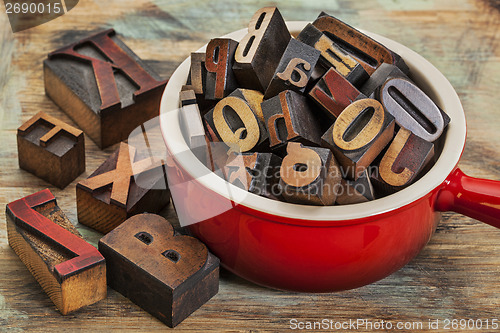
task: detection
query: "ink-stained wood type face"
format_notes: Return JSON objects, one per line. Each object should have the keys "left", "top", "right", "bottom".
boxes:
{"left": 233, "top": 7, "right": 291, "bottom": 91}
{"left": 17, "top": 111, "right": 85, "bottom": 189}
{"left": 44, "top": 29, "right": 167, "bottom": 148}
{"left": 321, "top": 98, "right": 395, "bottom": 180}
{"left": 378, "top": 77, "right": 450, "bottom": 142}
{"left": 371, "top": 127, "right": 435, "bottom": 194}
{"left": 297, "top": 23, "right": 368, "bottom": 87}
{"left": 224, "top": 152, "right": 282, "bottom": 198}
{"left": 190, "top": 52, "right": 207, "bottom": 95}
{"left": 5, "top": 189, "right": 106, "bottom": 315}
{"left": 312, "top": 12, "right": 408, "bottom": 75}
{"left": 204, "top": 89, "right": 268, "bottom": 153}
{"left": 205, "top": 38, "right": 239, "bottom": 100}
{"left": 262, "top": 90, "right": 322, "bottom": 153}
{"left": 98, "top": 213, "right": 219, "bottom": 327}
{"left": 309, "top": 68, "right": 366, "bottom": 120}
{"left": 264, "top": 38, "right": 321, "bottom": 99}
{"left": 279, "top": 142, "right": 341, "bottom": 205}
{"left": 359, "top": 63, "right": 407, "bottom": 98}
{"left": 76, "top": 142, "right": 170, "bottom": 234}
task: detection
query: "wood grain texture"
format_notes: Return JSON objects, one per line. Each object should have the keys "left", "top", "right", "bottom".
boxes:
{"left": 1, "top": 0, "right": 500, "bottom": 332}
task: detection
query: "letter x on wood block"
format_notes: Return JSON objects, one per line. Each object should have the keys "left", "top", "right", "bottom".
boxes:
{"left": 6, "top": 189, "right": 106, "bottom": 315}
{"left": 44, "top": 29, "right": 167, "bottom": 149}
{"left": 76, "top": 142, "right": 170, "bottom": 234}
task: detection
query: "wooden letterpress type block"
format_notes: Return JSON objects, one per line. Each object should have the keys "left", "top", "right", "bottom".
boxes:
{"left": 371, "top": 127, "right": 434, "bottom": 195}
{"left": 17, "top": 111, "right": 85, "bottom": 189}
{"left": 76, "top": 142, "right": 170, "bottom": 234}
{"left": 205, "top": 38, "right": 239, "bottom": 100}
{"left": 204, "top": 88, "right": 268, "bottom": 153}
{"left": 312, "top": 12, "right": 409, "bottom": 75}
{"left": 262, "top": 90, "right": 322, "bottom": 154}
{"left": 309, "top": 68, "right": 367, "bottom": 120}
{"left": 98, "top": 213, "right": 219, "bottom": 328}
{"left": 264, "top": 38, "right": 321, "bottom": 99}
{"left": 336, "top": 170, "right": 375, "bottom": 205}
{"left": 179, "top": 89, "right": 209, "bottom": 164}
{"left": 377, "top": 77, "right": 451, "bottom": 142}
{"left": 359, "top": 63, "right": 407, "bottom": 98}
{"left": 233, "top": 7, "right": 291, "bottom": 91}
{"left": 279, "top": 142, "right": 341, "bottom": 205}
{"left": 44, "top": 29, "right": 167, "bottom": 149}
{"left": 297, "top": 23, "right": 369, "bottom": 87}
{"left": 6, "top": 189, "right": 106, "bottom": 315}
{"left": 190, "top": 52, "right": 207, "bottom": 95}
{"left": 224, "top": 152, "right": 282, "bottom": 199}
{"left": 321, "top": 98, "right": 395, "bottom": 180}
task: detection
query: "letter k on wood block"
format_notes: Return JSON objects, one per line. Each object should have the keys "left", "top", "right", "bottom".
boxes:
{"left": 76, "top": 142, "right": 170, "bottom": 234}
{"left": 44, "top": 29, "right": 167, "bottom": 149}
{"left": 98, "top": 213, "right": 219, "bottom": 328}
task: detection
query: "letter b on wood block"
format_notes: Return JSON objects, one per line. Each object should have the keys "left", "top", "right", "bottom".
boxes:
{"left": 6, "top": 189, "right": 106, "bottom": 315}
{"left": 76, "top": 142, "right": 170, "bottom": 234}
{"left": 17, "top": 111, "right": 85, "bottom": 189}
{"left": 98, "top": 213, "right": 219, "bottom": 328}
{"left": 44, "top": 29, "right": 167, "bottom": 149}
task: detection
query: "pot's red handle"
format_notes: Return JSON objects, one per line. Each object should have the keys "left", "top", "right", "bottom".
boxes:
{"left": 436, "top": 168, "right": 500, "bottom": 228}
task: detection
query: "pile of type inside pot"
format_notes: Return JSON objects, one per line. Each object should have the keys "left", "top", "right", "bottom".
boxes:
{"left": 179, "top": 7, "right": 450, "bottom": 206}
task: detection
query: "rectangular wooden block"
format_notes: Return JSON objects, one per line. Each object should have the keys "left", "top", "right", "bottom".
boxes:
{"left": 336, "top": 170, "right": 375, "bottom": 205}
{"left": 262, "top": 90, "right": 322, "bottom": 154}
{"left": 76, "top": 142, "right": 170, "bottom": 234}
{"left": 233, "top": 7, "right": 291, "bottom": 91}
{"left": 223, "top": 152, "right": 282, "bottom": 199}
{"left": 98, "top": 213, "right": 219, "bottom": 328}
{"left": 312, "top": 12, "right": 409, "bottom": 75}
{"left": 205, "top": 38, "right": 239, "bottom": 100}
{"left": 264, "top": 38, "right": 321, "bottom": 99}
{"left": 204, "top": 88, "right": 268, "bottom": 153}
{"left": 297, "top": 23, "right": 368, "bottom": 87}
{"left": 321, "top": 98, "right": 395, "bottom": 180}
{"left": 6, "top": 189, "right": 106, "bottom": 315}
{"left": 44, "top": 29, "right": 167, "bottom": 149}
{"left": 17, "top": 111, "right": 85, "bottom": 189}
{"left": 371, "top": 127, "right": 435, "bottom": 195}
{"left": 309, "top": 68, "right": 366, "bottom": 120}
{"left": 279, "top": 142, "right": 341, "bottom": 205}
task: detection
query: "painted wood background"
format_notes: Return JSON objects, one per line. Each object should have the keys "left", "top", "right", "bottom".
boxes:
{"left": 1, "top": 0, "right": 499, "bottom": 331}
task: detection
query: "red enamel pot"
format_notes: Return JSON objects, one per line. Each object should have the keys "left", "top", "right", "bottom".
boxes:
{"left": 159, "top": 22, "right": 500, "bottom": 292}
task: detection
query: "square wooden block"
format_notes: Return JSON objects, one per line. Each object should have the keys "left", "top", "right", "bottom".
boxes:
{"left": 17, "top": 111, "right": 85, "bottom": 189}
{"left": 44, "top": 29, "right": 167, "bottom": 149}
{"left": 76, "top": 142, "right": 170, "bottom": 234}
{"left": 99, "top": 213, "right": 219, "bottom": 327}
{"left": 6, "top": 189, "right": 106, "bottom": 315}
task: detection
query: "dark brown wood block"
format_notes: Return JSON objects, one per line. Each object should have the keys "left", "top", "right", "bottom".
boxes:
{"left": 279, "top": 142, "right": 341, "bottom": 205}
{"left": 321, "top": 98, "right": 395, "bottom": 180}
{"left": 76, "top": 142, "right": 170, "bottom": 234}
{"left": 17, "top": 111, "right": 85, "bottom": 189}
{"left": 371, "top": 127, "right": 435, "bottom": 194}
{"left": 312, "top": 12, "right": 409, "bottom": 75}
{"left": 264, "top": 38, "right": 321, "bottom": 99}
{"left": 190, "top": 52, "right": 207, "bottom": 95}
{"left": 309, "top": 68, "right": 367, "bottom": 120}
{"left": 205, "top": 38, "right": 239, "bottom": 100}
{"left": 204, "top": 88, "right": 268, "bottom": 153}
{"left": 44, "top": 29, "right": 167, "bottom": 149}
{"left": 336, "top": 170, "right": 375, "bottom": 205}
{"left": 233, "top": 7, "right": 291, "bottom": 91}
{"left": 224, "top": 152, "right": 282, "bottom": 199}
{"left": 377, "top": 77, "right": 451, "bottom": 142}
{"left": 6, "top": 189, "right": 106, "bottom": 315}
{"left": 98, "top": 213, "right": 219, "bottom": 328}
{"left": 359, "top": 63, "right": 407, "bottom": 98}
{"left": 262, "top": 90, "right": 322, "bottom": 154}
{"left": 297, "top": 23, "right": 369, "bottom": 87}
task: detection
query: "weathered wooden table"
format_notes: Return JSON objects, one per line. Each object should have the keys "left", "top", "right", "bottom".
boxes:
{"left": 1, "top": 0, "right": 500, "bottom": 331}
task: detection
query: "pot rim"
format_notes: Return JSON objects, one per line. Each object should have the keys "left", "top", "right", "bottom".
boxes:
{"left": 159, "top": 21, "right": 466, "bottom": 223}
